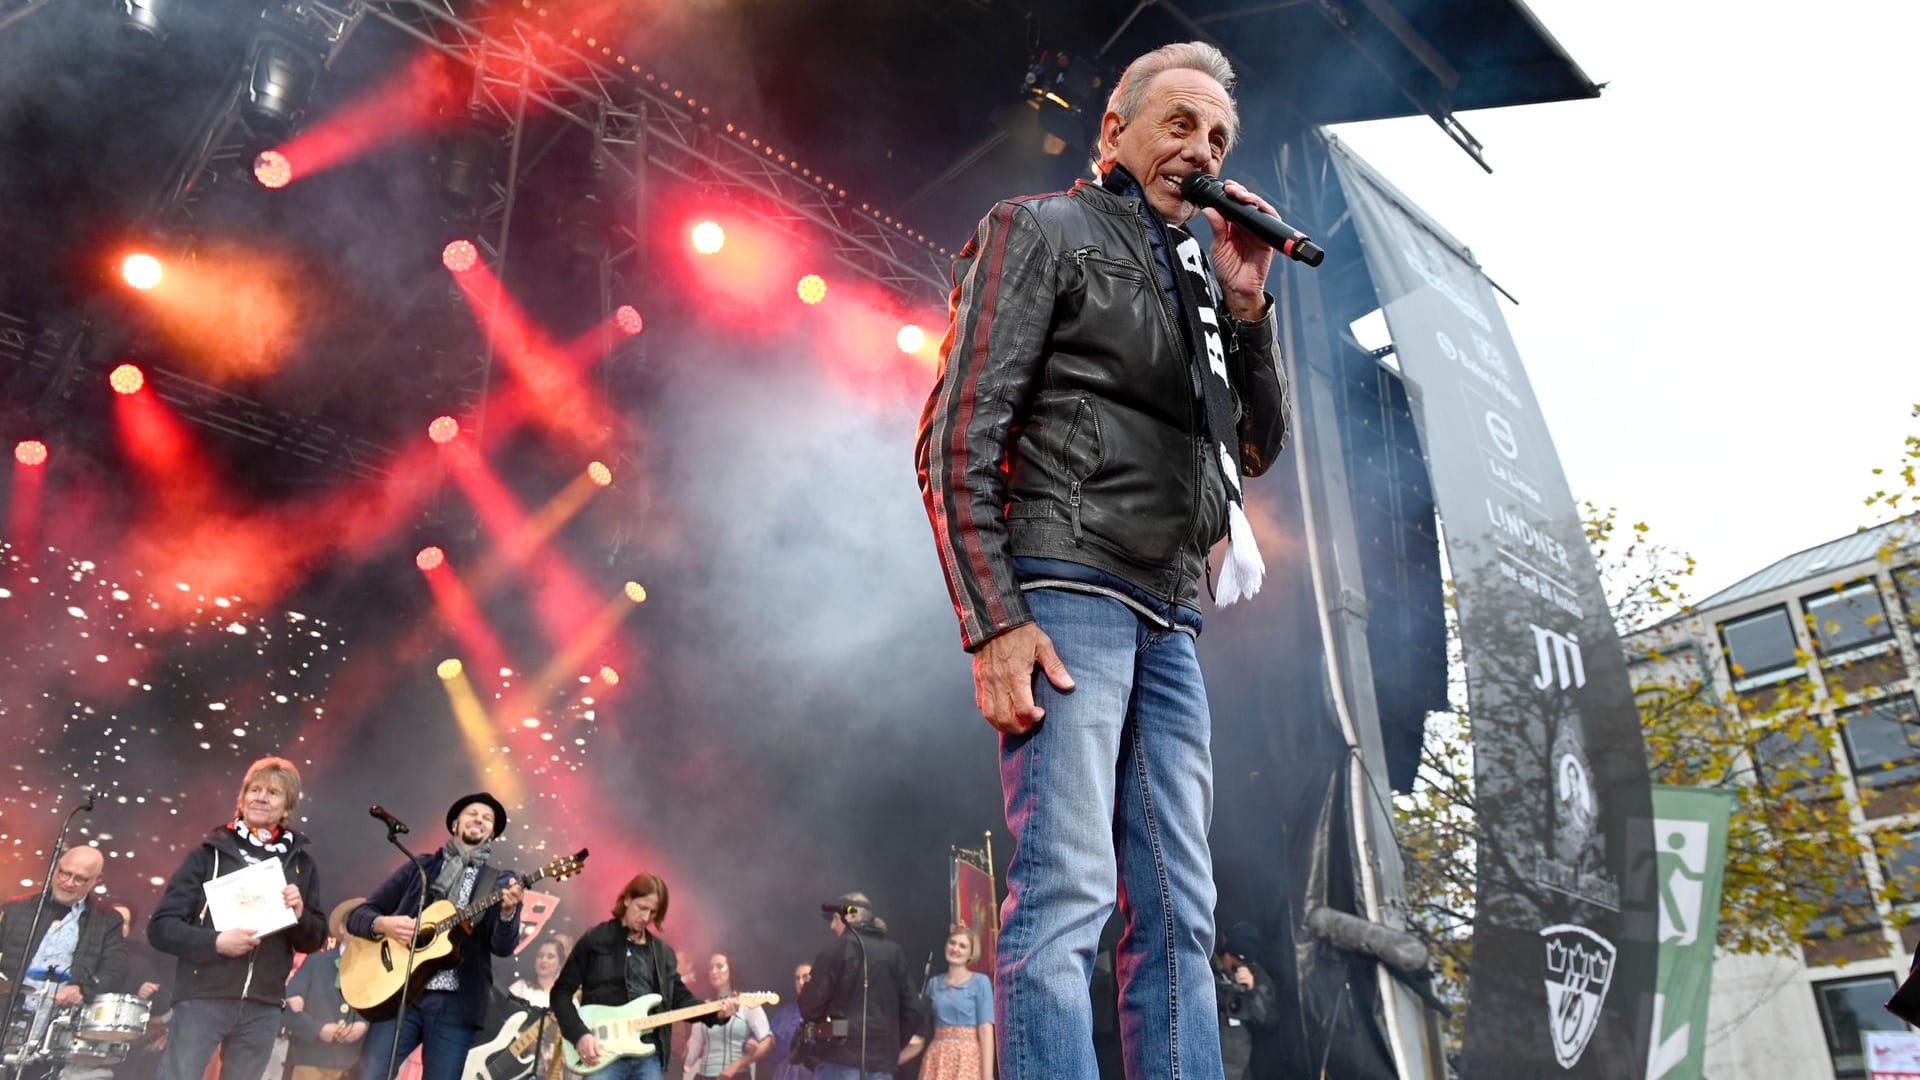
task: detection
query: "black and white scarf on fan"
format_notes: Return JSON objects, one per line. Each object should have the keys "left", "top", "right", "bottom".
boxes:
{"left": 1164, "top": 221, "right": 1265, "bottom": 603}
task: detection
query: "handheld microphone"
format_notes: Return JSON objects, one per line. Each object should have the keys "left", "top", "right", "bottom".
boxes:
{"left": 369, "top": 805, "right": 409, "bottom": 834}
{"left": 1180, "top": 172, "right": 1325, "bottom": 267}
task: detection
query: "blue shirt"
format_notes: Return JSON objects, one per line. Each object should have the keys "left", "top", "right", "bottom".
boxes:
{"left": 924, "top": 971, "right": 994, "bottom": 1028}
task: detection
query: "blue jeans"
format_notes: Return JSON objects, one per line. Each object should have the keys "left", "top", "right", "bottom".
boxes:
{"left": 996, "top": 587, "right": 1225, "bottom": 1080}
{"left": 587, "top": 1057, "right": 662, "bottom": 1080}
{"left": 811, "top": 1067, "right": 890, "bottom": 1080}
{"left": 157, "top": 998, "right": 283, "bottom": 1080}
{"left": 358, "top": 991, "right": 479, "bottom": 1080}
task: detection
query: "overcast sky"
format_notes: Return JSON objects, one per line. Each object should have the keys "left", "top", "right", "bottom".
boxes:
{"left": 1326, "top": 0, "right": 1919, "bottom": 600}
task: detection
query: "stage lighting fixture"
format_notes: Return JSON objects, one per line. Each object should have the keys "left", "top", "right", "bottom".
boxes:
{"left": 253, "top": 150, "right": 292, "bottom": 189}
{"left": 115, "top": 0, "right": 166, "bottom": 44}
{"left": 796, "top": 274, "right": 827, "bottom": 305}
{"left": 587, "top": 461, "right": 613, "bottom": 487}
{"left": 437, "top": 657, "right": 463, "bottom": 679}
{"left": 598, "top": 666, "right": 619, "bottom": 685}
{"left": 690, "top": 221, "right": 725, "bottom": 255}
{"left": 896, "top": 324, "right": 926, "bottom": 353}
{"left": 14, "top": 441, "right": 48, "bottom": 467}
{"left": 427, "top": 415, "right": 460, "bottom": 444}
{"left": 442, "top": 239, "right": 479, "bottom": 273}
{"left": 623, "top": 581, "right": 647, "bottom": 603}
{"left": 109, "top": 364, "right": 145, "bottom": 395}
{"left": 121, "top": 253, "right": 162, "bottom": 289}
{"left": 435, "top": 125, "right": 498, "bottom": 211}
{"left": 244, "top": 34, "right": 320, "bottom": 129}
{"left": 614, "top": 305, "right": 644, "bottom": 336}
{"left": 416, "top": 546, "right": 446, "bottom": 571}
{"left": 1021, "top": 46, "right": 1106, "bottom": 157}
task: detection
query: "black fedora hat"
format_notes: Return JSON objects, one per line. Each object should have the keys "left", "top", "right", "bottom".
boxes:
{"left": 445, "top": 792, "right": 508, "bottom": 838}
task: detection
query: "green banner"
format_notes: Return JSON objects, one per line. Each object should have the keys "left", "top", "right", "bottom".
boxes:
{"left": 1646, "top": 785, "right": 1735, "bottom": 1080}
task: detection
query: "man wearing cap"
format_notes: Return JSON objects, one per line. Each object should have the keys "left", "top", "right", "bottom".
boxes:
{"left": 1211, "top": 922, "right": 1274, "bottom": 1080}
{"left": 282, "top": 901, "right": 369, "bottom": 1080}
{"left": 149, "top": 756, "right": 329, "bottom": 1080}
{"left": 348, "top": 793, "right": 524, "bottom": 1080}
{"left": 796, "top": 895, "right": 924, "bottom": 1080}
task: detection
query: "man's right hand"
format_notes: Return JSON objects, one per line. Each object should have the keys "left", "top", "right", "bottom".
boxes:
{"left": 374, "top": 915, "right": 417, "bottom": 941}
{"left": 972, "top": 622, "right": 1075, "bottom": 734}
{"left": 214, "top": 929, "right": 260, "bottom": 957}
{"left": 574, "top": 1034, "right": 602, "bottom": 1067}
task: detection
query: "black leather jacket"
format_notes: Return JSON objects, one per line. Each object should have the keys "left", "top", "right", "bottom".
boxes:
{"left": 917, "top": 177, "right": 1291, "bottom": 649}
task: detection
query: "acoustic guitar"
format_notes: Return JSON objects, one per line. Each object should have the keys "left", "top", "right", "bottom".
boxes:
{"left": 340, "top": 849, "right": 587, "bottom": 1020}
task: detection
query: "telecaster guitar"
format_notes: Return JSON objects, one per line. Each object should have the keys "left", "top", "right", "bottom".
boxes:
{"left": 463, "top": 1009, "right": 559, "bottom": 1080}
{"left": 561, "top": 992, "right": 778, "bottom": 1076}
{"left": 340, "top": 849, "right": 588, "bottom": 1020}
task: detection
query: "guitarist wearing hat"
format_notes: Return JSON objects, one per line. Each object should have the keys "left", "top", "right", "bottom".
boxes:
{"left": 347, "top": 793, "right": 525, "bottom": 1080}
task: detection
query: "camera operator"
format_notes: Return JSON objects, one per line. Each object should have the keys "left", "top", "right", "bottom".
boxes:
{"left": 1211, "top": 923, "right": 1275, "bottom": 1080}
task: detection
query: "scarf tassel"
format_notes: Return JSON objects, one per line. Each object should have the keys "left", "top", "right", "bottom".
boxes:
{"left": 1216, "top": 501, "right": 1266, "bottom": 605}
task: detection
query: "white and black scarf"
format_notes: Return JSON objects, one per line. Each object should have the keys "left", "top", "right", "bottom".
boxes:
{"left": 1165, "top": 221, "right": 1265, "bottom": 603}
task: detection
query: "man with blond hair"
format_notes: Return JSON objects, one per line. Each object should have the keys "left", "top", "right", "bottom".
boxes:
{"left": 917, "top": 40, "right": 1291, "bottom": 1080}
{"left": 150, "top": 756, "right": 329, "bottom": 1080}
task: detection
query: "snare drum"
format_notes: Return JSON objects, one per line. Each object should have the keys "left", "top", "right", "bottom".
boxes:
{"left": 76, "top": 994, "right": 151, "bottom": 1041}
{"left": 67, "top": 1038, "right": 132, "bottom": 1065}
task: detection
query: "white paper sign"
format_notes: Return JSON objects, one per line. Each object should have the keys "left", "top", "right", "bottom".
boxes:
{"left": 202, "top": 857, "right": 297, "bottom": 936}
{"left": 1868, "top": 1031, "right": 1920, "bottom": 1079}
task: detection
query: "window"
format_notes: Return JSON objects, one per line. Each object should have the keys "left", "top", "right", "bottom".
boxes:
{"left": 1879, "top": 829, "right": 1920, "bottom": 905}
{"left": 1804, "top": 579, "right": 1894, "bottom": 656}
{"left": 1719, "top": 606, "right": 1803, "bottom": 689}
{"left": 1753, "top": 722, "right": 1839, "bottom": 799}
{"left": 1814, "top": 974, "right": 1905, "bottom": 1076}
{"left": 1897, "top": 565, "right": 1920, "bottom": 627}
{"left": 1839, "top": 694, "right": 1920, "bottom": 789}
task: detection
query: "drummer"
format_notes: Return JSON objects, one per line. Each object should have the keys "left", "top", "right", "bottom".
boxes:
{"left": 0, "top": 847, "right": 130, "bottom": 1077}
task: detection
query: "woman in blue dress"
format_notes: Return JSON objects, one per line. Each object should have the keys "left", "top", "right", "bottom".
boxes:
{"left": 919, "top": 926, "right": 993, "bottom": 1080}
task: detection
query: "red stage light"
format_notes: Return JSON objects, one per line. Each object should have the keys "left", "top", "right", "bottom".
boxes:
{"left": 896, "top": 324, "right": 926, "bottom": 353}
{"left": 437, "top": 657, "right": 464, "bottom": 680}
{"left": 416, "top": 545, "right": 446, "bottom": 571}
{"left": 109, "top": 364, "right": 145, "bottom": 395}
{"left": 427, "top": 415, "right": 460, "bottom": 444}
{"left": 599, "top": 665, "right": 619, "bottom": 685}
{"left": 121, "top": 253, "right": 162, "bottom": 290}
{"left": 587, "top": 461, "right": 613, "bottom": 487}
{"left": 253, "top": 150, "right": 292, "bottom": 189}
{"left": 14, "top": 440, "right": 48, "bottom": 467}
{"left": 690, "top": 221, "right": 725, "bottom": 255}
{"left": 796, "top": 274, "right": 827, "bottom": 305}
{"left": 442, "top": 239, "right": 479, "bottom": 273}
{"left": 614, "top": 305, "right": 644, "bottom": 336}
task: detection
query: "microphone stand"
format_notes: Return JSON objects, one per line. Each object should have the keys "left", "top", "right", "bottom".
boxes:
{"left": 1, "top": 791, "right": 94, "bottom": 1080}
{"left": 379, "top": 823, "right": 432, "bottom": 1080}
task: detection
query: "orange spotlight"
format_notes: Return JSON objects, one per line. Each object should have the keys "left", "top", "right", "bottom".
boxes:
{"left": 587, "top": 461, "right": 612, "bottom": 487}
{"left": 442, "top": 239, "right": 479, "bottom": 273}
{"left": 797, "top": 274, "right": 827, "bottom": 305}
{"left": 121, "top": 253, "right": 162, "bottom": 290}
{"left": 614, "top": 304, "right": 644, "bottom": 335}
{"left": 437, "top": 657, "right": 464, "bottom": 680}
{"left": 690, "top": 221, "right": 725, "bottom": 254}
{"left": 253, "top": 150, "right": 292, "bottom": 189}
{"left": 896, "top": 324, "right": 926, "bottom": 353}
{"left": 598, "top": 665, "right": 620, "bottom": 685}
{"left": 14, "top": 440, "right": 47, "bottom": 467}
{"left": 427, "top": 415, "right": 460, "bottom": 444}
{"left": 416, "top": 545, "right": 446, "bottom": 571}
{"left": 109, "top": 363, "right": 145, "bottom": 395}
{"left": 623, "top": 581, "right": 647, "bottom": 603}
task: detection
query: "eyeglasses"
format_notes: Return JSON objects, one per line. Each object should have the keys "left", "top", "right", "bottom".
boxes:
{"left": 53, "top": 869, "right": 97, "bottom": 885}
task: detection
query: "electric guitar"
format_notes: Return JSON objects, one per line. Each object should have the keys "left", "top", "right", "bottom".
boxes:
{"left": 561, "top": 992, "right": 779, "bottom": 1076}
{"left": 340, "top": 849, "right": 588, "bottom": 1020}
{"left": 462, "top": 1009, "right": 562, "bottom": 1080}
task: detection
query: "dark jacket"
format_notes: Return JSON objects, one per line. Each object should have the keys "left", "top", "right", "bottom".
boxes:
{"left": 0, "top": 894, "right": 130, "bottom": 1000}
{"left": 917, "top": 177, "right": 1292, "bottom": 649}
{"left": 798, "top": 922, "right": 924, "bottom": 1073}
{"left": 284, "top": 946, "right": 364, "bottom": 1069}
{"left": 550, "top": 919, "right": 713, "bottom": 1075}
{"left": 147, "top": 825, "right": 327, "bottom": 1006}
{"left": 345, "top": 852, "right": 521, "bottom": 1030}
{"left": 1215, "top": 959, "right": 1277, "bottom": 1079}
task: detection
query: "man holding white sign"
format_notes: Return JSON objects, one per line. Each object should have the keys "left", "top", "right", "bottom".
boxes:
{"left": 149, "top": 756, "right": 329, "bottom": 1080}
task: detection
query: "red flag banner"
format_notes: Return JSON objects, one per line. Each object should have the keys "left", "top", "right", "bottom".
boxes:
{"left": 513, "top": 889, "right": 561, "bottom": 955}
{"left": 953, "top": 855, "right": 997, "bottom": 975}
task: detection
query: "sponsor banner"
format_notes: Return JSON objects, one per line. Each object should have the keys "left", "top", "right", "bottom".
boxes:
{"left": 1329, "top": 139, "right": 1657, "bottom": 1076}
{"left": 953, "top": 853, "right": 998, "bottom": 975}
{"left": 1643, "top": 787, "right": 1733, "bottom": 1080}
{"left": 1870, "top": 1031, "right": 1920, "bottom": 1079}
